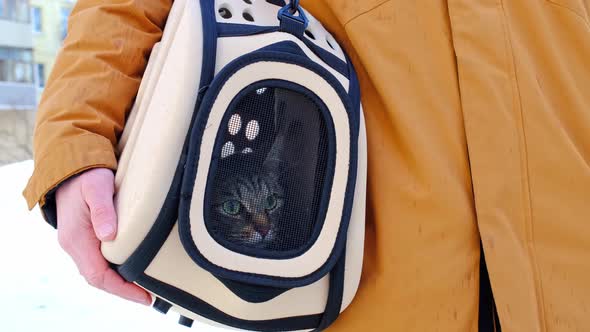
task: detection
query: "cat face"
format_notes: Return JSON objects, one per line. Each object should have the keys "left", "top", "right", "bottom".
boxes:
{"left": 212, "top": 170, "right": 284, "bottom": 249}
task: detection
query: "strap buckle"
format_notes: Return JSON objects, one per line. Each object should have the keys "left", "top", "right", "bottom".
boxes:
{"left": 277, "top": 0, "right": 308, "bottom": 37}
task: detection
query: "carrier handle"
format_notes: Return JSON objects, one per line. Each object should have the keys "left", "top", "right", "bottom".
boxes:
{"left": 277, "top": 0, "right": 308, "bottom": 37}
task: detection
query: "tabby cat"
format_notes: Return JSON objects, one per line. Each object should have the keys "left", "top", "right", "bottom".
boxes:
{"left": 210, "top": 87, "right": 323, "bottom": 250}
{"left": 211, "top": 161, "right": 285, "bottom": 249}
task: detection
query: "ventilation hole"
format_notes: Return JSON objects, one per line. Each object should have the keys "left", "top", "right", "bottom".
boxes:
{"left": 242, "top": 11, "right": 255, "bottom": 22}
{"left": 265, "top": 0, "right": 286, "bottom": 6}
{"left": 218, "top": 7, "right": 232, "bottom": 19}
{"left": 245, "top": 120, "right": 260, "bottom": 140}
{"left": 221, "top": 141, "right": 235, "bottom": 158}
{"left": 243, "top": 0, "right": 253, "bottom": 3}
{"left": 228, "top": 114, "right": 242, "bottom": 135}
{"left": 304, "top": 30, "right": 316, "bottom": 40}
{"left": 242, "top": 147, "right": 253, "bottom": 154}
{"left": 326, "top": 38, "right": 335, "bottom": 50}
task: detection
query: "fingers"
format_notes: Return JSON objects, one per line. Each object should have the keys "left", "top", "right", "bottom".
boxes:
{"left": 81, "top": 168, "right": 118, "bottom": 241}
{"left": 101, "top": 269, "right": 153, "bottom": 305}
{"left": 60, "top": 222, "right": 152, "bottom": 305}
{"left": 55, "top": 168, "right": 152, "bottom": 306}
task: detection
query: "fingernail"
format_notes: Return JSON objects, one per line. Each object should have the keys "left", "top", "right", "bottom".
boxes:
{"left": 97, "top": 223, "right": 114, "bottom": 239}
{"left": 136, "top": 294, "right": 152, "bottom": 306}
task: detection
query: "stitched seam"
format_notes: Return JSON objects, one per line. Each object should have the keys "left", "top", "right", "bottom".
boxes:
{"left": 499, "top": 2, "right": 548, "bottom": 331}
{"left": 343, "top": 0, "right": 392, "bottom": 27}
{"left": 545, "top": 0, "right": 590, "bottom": 28}
{"left": 25, "top": 133, "right": 116, "bottom": 208}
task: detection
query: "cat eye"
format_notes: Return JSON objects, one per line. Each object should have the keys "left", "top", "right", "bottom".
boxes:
{"left": 265, "top": 194, "right": 278, "bottom": 210}
{"left": 222, "top": 200, "right": 242, "bottom": 215}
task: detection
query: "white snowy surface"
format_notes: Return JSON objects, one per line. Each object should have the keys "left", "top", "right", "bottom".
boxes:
{"left": 0, "top": 161, "right": 226, "bottom": 332}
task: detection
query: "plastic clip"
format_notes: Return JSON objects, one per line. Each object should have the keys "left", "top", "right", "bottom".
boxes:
{"left": 277, "top": 1, "right": 308, "bottom": 37}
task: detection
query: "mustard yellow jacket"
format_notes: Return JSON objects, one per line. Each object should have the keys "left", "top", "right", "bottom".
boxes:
{"left": 24, "top": 0, "right": 590, "bottom": 331}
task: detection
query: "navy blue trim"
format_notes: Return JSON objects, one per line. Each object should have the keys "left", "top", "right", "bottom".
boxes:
{"left": 278, "top": 2, "right": 308, "bottom": 37}
{"left": 199, "top": 0, "right": 218, "bottom": 90}
{"left": 136, "top": 274, "right": 323, "bottom": 331}
{"left": 203, "top": 80, "right": 336, "bottom": 260}
{"left": 179, "top": 50, "right": 358, "bottom": 288}
{"left": 258, "top": 40, "right": 306, "bottom": 57}
{"left": 346, "top": 54, "right": 361, "bottom": 134}
{"left": 264, "top": 39, "right": 348, "bottom": 79}
{"left": 113, "top": 0, "right": 218, "bottom": 282}
{"left": 265, "top": 0, "right": 286, "bottom": 6}
{"left": 116, "top": 91, "right": 212, "bottom": 282}
{"left": 117, "top": 153, "right": 186, "bottom": 281}
{"left": 217, "top": 23, "right": 279, "bottom": 37}
{"left": 315, "top": 249, "right": 346, "bottom": 331}
{"left": 302, "top": 38, "right": 348, "bottom": 78}
{"left": 218, "top": 277, "right": 289, "bottom": 303}
{"left": 217, "top": 23, "right": 348, "bottom": 79}
{"left": 217, "top": 22, "right": 347, "bottom": 78}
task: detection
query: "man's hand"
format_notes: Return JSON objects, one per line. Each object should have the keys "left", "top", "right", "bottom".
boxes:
{"left": 55, "top": 167, "right": 152, "bottom": 305}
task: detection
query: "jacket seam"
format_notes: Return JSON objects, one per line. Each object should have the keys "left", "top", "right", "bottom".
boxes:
{"left": 25, "top": 133, "right": 116, "bottom": 208}
{"left": 343, "top": 0, "right": 392, "bottom": 28}
{"left": 499, "top": 1, "right": 548, "bottom": 331}
{"left": 545, "top": 0, "right": 590, "bottom": 28}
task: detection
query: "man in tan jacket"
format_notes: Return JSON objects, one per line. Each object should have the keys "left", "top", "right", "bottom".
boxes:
{"left": 24, "top": 0, "right": 590, "bottom": 331}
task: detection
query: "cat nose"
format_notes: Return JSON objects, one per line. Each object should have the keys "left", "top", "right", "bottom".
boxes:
{"left": 255, "top": 223, "right": 270, "bottom": 237}
{"left": 253, "top": 215, "right": 270, "bottom": 237}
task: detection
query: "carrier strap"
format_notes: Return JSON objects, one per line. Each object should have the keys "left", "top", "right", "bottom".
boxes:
{"left": 314, "top": 248, "right": 346, "bottom": 331}
{"left": 278, "top": 1, "right": 308, "bottom": 37}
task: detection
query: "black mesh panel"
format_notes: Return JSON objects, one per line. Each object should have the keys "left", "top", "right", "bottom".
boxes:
{"left": 206, "top": 86, "right": 329, "bottom": 253}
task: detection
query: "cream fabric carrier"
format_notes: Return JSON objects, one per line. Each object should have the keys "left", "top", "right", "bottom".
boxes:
{"left": 101, "top": 0, "right": 366, "bottom": 330}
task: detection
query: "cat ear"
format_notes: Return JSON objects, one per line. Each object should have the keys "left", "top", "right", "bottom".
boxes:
{"left": 264, "top": 133, "right": 284, "bottom": 166}
{"left": 273, "top": 89, "right": 287, "bottom": 133}
{"left": 263, "top": 89, "right": 295, "bottom": 171}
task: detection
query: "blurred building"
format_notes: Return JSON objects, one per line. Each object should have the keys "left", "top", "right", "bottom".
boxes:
{"left": 0, "top": 0, "right": 74, "bottom": 165}
{"left": 30, "top": 0, "right": 74, "bottom": 95}
{"left": 0, "top": 0, "right": 35, "bottom": 165}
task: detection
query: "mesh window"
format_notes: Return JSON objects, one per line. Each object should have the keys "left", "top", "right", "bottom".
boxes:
{"left": 205, "top": 85, "right": 330, "bottom": 253}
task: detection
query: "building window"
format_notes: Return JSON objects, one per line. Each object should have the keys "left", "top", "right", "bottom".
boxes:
{"left": 0, "top": 0, "right": 30, "bottom": 23}
{"left": 14, "top": 0, "right": 28, "bottom": 22}
{"left": 31, "top": 6, "right": 42, "bottom": 33}
{"left": 0, "top": 47, "right": 33, "bottom": 84}
{"left": 36, "top": 63, "right": 45, "bottom": 88}
{"left": 60, "top": 7, "right": 71, "bottom": 40}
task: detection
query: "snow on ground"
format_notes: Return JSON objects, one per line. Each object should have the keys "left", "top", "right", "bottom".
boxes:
{"left": 0, "top": 161, "right": 227, "bottom": 332}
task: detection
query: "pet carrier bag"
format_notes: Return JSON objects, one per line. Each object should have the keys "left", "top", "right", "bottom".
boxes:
{"left": 101, "top": 0, "right": 367, "bottom": 330}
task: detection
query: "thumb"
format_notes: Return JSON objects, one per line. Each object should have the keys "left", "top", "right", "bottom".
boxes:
{"left": 81, "top": 168, "right": 118, "bottom": 241}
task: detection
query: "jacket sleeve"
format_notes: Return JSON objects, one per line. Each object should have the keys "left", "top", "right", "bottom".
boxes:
{"left": 22, "top": 0, "right": 173, "bottom": 221}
